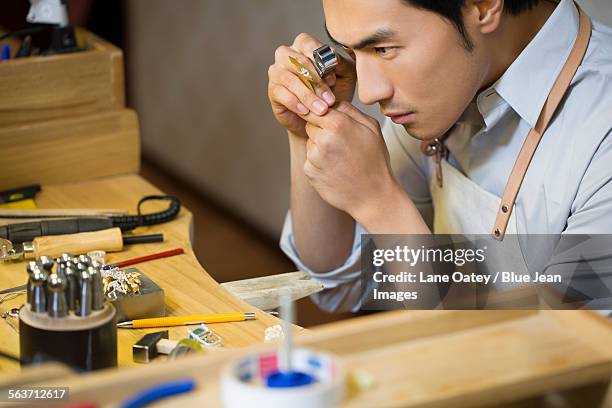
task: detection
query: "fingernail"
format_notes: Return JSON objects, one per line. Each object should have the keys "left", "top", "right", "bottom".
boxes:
{"left": 322, "top": 91, "right": 335, "bottom": 106}
{"left": 296, "top": 103, "right": 309, "bottom": 114}
{"left": 313, "top": 100, "right": 327, "bottom": 115}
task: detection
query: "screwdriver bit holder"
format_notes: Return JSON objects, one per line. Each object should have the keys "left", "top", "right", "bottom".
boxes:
{"left": 19, "top": 254, "right": 117, "bottom": 371}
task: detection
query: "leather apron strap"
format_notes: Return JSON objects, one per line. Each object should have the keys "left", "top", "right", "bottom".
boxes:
{"left": 492, "top": 5, "right": 591, "bottom": 241}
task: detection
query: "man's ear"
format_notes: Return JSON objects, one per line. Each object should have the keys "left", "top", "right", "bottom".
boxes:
{"left": 470, "top": 0, "right": 504, "bottom": 34}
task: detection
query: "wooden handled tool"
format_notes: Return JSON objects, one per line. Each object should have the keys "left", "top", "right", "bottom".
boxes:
{"left": 32, "top": 228, "right": 124, "bottom": 259}
{"left": 0, "top": 228, "right": 164, "bottom": 261}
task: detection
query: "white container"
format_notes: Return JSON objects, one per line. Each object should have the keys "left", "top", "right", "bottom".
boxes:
{"left": 221, "top": 348, "right": 345, "bottom": 408}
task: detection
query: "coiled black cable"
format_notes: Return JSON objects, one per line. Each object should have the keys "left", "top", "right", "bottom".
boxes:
{"left": 111, "top": 195, "right": 181, "bottom": 232}
{"left": 0, "top": 196, "right": 182, "bottom": 243}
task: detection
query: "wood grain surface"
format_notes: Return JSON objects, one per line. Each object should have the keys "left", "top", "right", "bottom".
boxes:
{"left": 0, "top": 31, "right": 124, "bottom": 127}
{"left": 7, "top": 310, "right": 610, "bottom": 408}
{"left": 0, "top": 174, "right": 281, "bottom": 375}
{"left": 0, "top": 109, "right": 140, "bottom": 190}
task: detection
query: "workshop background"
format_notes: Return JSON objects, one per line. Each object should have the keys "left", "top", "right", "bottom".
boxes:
{"left": 1, "top": 0, "right": 611, "bottom": 326}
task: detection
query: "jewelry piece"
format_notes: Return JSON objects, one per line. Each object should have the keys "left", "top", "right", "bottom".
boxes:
{"left": 264, "top": 324, "right": 285, "bottom": 342}
{"left": 0, "top": 291, "right": 25, "bottom": 304}
{"left": 101, "top": 268, "right": 142, "bottom": 300}
{"left": 289, "top": 56, "right": 317, "bottom": 93}
{"left": 87, "top": 250, "right": 106, "bottom": 265}
{"left": 1, "top": 307, "right": 20, "bottom": 333}
{"left": 188, "top": 323, "right": 222, "bottom": 347}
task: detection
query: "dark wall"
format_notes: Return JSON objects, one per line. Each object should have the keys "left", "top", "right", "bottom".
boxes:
{"left": 0, "top": 0, "right": 124, "bottom": 49}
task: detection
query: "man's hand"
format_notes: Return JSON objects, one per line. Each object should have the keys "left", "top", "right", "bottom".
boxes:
{"left": 301, "top": 102, "right": 397, "bottom": 222}
{"left": 268, "top": 33, "right": 356, "bottom": 138}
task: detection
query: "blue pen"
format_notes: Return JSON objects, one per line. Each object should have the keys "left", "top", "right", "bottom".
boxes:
{"left": 1, "top": 44, "right": 10, "bottom": 61}
{"left": 119, "top": 379, "right": 196, "bottom": 408}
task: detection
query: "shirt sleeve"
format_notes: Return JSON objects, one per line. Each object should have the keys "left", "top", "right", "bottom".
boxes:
{"left": 543, "top": 130, "right": 612, "bottom": 317}
{"left": 279, "top": 211, "right": 367, "bottom": 313}
{"left": 279, "top": 118, "right": 433, "bottom": 313}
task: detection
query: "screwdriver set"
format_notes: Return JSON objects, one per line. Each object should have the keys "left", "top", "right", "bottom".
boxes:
{"left": 19, "top": 253, "right": 117, "bottom": 371}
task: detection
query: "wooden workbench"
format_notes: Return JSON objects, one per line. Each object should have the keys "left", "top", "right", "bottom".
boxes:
{"left": 3, "top": 309, "right": 611, "bottom": 407}
{"left": 2, "top": 177, "right": 611, "bottom": 408}
{"left": 0, "top": 174, "right": 281, "bottom": 373}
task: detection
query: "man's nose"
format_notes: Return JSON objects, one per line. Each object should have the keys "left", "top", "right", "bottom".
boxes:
{"left": 356, "top": 60, "right": 393, "bottom": 106}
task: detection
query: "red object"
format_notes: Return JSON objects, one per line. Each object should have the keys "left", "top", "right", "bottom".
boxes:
{"left": 258, "top": 352, "right": 279, "bottom": 380}
{"left": 109, "top": 248, "right": 185, "bottom": 269}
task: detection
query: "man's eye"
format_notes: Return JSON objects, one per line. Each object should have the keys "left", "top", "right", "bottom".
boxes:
{"left": 372, "top": 46, "right": 398, "bottom": 59}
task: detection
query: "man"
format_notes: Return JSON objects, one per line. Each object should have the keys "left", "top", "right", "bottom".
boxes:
{"left": 268, "top": 0, "right": 612, "bottom": 312}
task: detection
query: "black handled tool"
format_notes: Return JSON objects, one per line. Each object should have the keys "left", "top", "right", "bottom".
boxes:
{"left": 0, "top": 184, "right": 41, "bottom": 204}
{"left": 0, "top": 218, "right": 113, "bottom": 244}
{"left": 0, "top": 195, "right": 181, "bottom": 243}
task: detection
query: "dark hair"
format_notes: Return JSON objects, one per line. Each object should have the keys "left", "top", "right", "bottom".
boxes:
{"left": 403, "top": 0, "right": 540, "bottom": 50}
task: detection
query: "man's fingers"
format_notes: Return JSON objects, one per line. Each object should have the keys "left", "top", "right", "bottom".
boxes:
{"left": 306, "top": 136, "right": 316, "bottom": 151}
{"left": 299, "top": 103, "right": 357, "bottom": 130}
{"left": 305, "top": 136, "right": 323, "bottom": 169}
{"left": 334, "top": 101, "right": 380, "bottom": 133}
{"left": 305, "top": 122, "right": 325, "bottom": 143}
{"left": 287, "top": 54, "right": 336, "bottom": 106}
{"left": 292, "top": 32, "right": 324, "bottom": 59}
{"left": 269, "top": 84, "right": 309, "bottom": 115}
{"left": 300, "top": 102, "right": 380, "bottom": 140}
{"left": 303, "top": 159, "right": 320, "bottom": 181}
{"left": 290, "top": 35, "right": 337, "bottom": 104}
{"left": 269, "top": 65, "right": 328, "bottom": 115}
{"left": 299, "top": 108, "right": 341, "bottom": 129}
{"left": 324, "top": 72, "right": 337, "bottom": 87}
{"left": 273, "top": 45, "right": 336, "bottom": 109}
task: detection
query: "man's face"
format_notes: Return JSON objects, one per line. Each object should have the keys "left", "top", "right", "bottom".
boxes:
{"left": 323, "top": 0, "right": 490, "bottom": 140}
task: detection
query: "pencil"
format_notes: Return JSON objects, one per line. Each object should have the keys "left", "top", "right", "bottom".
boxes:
{"left": 117, "top": 312, "right": 256, "bottom": 328}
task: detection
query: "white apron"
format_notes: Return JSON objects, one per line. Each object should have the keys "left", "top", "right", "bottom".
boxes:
{"left": 431, "top": 159, "right": 529, "bottom": 292}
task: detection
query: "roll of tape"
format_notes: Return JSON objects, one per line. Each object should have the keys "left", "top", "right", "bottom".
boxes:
{"left": 221, "top": 348, "right": 344, "bottom": 408}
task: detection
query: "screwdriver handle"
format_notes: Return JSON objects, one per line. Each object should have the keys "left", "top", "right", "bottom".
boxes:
{"left": 33, "top": 228, "right": 124, "bottom": 259}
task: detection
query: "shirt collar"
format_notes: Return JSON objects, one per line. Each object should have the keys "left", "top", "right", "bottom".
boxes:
{"left": 493, "top": 0, "right": 580, "bottom": 129}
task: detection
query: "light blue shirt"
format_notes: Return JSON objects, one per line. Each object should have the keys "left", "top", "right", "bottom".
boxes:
{"left": 280, "top": 0, "right": 612, "bottom": 312}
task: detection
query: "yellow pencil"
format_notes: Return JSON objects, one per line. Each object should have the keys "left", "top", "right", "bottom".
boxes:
{"left": 117, "top": 312, "right": 256, "bottom": 328}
